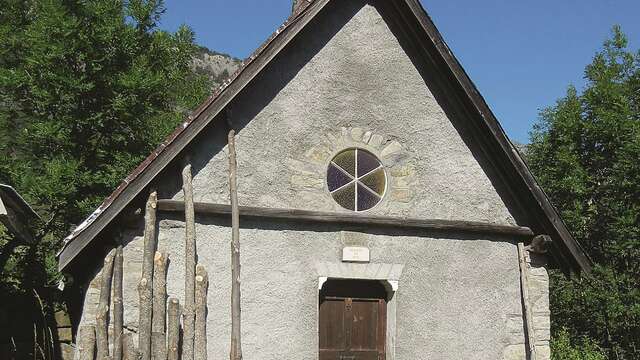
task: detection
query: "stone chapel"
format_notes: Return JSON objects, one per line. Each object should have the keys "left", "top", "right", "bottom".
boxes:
{"left": 58, "top": 1, "right": 591, "bottom": 359}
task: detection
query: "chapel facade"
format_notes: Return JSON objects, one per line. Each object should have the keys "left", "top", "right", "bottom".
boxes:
{"left": 59, "top": 1, "right": 590, "bottom": 359}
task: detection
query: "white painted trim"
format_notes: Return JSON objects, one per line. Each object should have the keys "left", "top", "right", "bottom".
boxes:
{"left": 314, "top": 261, "right": 404, "bottom": 281}
{"left": 387, "top": 280, "right": 399, "bottom": 292}
{"left": 318, "top": 276, "right": 328, "bottom": 290}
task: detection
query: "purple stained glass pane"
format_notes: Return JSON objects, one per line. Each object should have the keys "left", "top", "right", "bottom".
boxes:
{"left": 357, "top": 183, "right": 380, "bottom": 211}
{"left": 327, "top": 164, "right": 353, "bottom": 191}
{"left": 332, "top": 183, "right": 356, "bottom": 211}
{"left": 357, "top": 150, "right": 380, "bottom": 177}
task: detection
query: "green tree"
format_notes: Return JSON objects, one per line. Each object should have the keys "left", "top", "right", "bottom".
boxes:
{"left": 0, "top": 0, "right": 210, "bottom": 355}
{"left": 527, "top": 26, "right": 639, "bottom": 359}
{"left": 551, "top": 327, "right": 607, "bottom": 360}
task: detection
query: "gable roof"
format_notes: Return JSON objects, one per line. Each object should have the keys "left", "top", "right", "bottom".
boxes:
{"left": 1, "top": 184, "right": 41, "bottom": 244}
{"left": 57, "top": 0, "right": 591, "bottom": 273}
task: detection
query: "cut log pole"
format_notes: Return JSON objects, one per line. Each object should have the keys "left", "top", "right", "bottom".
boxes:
{"left": 182, "top": 161, "right": 196, "bottom": 360}
{"left": 96, "top": 249, "right": 116, "bottom": 360}
{"left": 152, "top": 251, "right": 168, "bottom": 359}
{"left": 152, "top": 251, "right": 168, "bottom": 333}
{"left": 167, "top": 298, "right": 181, "bottom": 360}
{"left": 138, "top": 191, "right": 158, "bottom": 360}
{"left": 228, "top": 130, "right": 243, "bottom": 360}
{"left": 518, "top": 243, "right": 537, "bottom": 360}
{"left": 194, "top": 264, "right": 209, "bottom": 360}
{"left": 78, "top": 325, "right": 96, "bottom": 360}
{"left": 151, "top": 332, "right": 166, "bottom": 360}
{"left": 113, "top": 245, "right": 124, "bottom": 360}
{"left": 122, "top": 332, "right": 140, "bottom": 360}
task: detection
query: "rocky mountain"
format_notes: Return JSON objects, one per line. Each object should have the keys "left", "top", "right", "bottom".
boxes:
{"left": 191, "top": 46, "right": 242, "bottom": 88}
{"left": 512, "top": 140, "right": 529, "bottom": 156}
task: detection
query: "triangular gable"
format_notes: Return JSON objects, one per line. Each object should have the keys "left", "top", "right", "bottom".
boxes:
{"left": 57, "top": 0, "right": 590, "bottom": 273}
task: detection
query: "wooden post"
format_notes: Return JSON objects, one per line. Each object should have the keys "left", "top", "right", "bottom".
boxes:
{"left": 138, "top": 191, "right": 158, "bottom": 360}
{"left": 122, "top": 332, "right": 140, "bottom": 360}
{"left": 96, "top": 249, "right": 116, "bottom": 360}
{"left": 78, "top": 325, "right": 96, "bottom": 360}
{"left": 152, "top": 251, "right": 168, "bottom": 333}
{"left": 228, "top": 130, "right": 242, "bottom": 360}
{"left": 167, "top": 298, "right": 181, "bottom": 360}
{"left": 194, "top": 264, "right": 209, "bottom": 360}
{"left": 152, "top": 251, "right": 168, "bottom": 359}
{"left": 182, "top": 161, "right": 197, "bottom": 360}
{"left": 113, "top": 245, "right": 124, "bottom": 360}
{"left": 518, "top": 243, "right": 537, "bottom": 360}
{"left": 151, "top": 333, "right": 167, "bottom": 360}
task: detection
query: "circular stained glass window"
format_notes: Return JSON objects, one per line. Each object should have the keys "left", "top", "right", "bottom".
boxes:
{"left": 327, "top": 148, "right": 386, "bottom": 211}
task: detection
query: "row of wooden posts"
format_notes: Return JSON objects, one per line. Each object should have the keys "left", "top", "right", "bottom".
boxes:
{"left": 77, "top": 131, "right": 243, "bottom": 360}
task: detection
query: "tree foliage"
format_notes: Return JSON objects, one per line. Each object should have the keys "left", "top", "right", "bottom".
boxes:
{"left": 527, "top": 26, "right": 640, "bottom": 359}
{"left": 0, "top": 0, "right": 210, "bottom": 354}
{"left": 551, "top": 327, "right": 607, "bottom": 360}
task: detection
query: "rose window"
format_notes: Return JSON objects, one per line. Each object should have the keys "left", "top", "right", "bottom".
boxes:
{"left": 326, "top": 148, "right": 386, "bottom": 211}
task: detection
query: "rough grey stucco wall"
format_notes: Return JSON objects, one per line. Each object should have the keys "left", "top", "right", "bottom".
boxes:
{"left": 81, "top": 219, "right": 528, "bottom": 359}
{"left": 77, "top": 1, "right": 549, "bottom": 359}
{"left": 172, "top": 0, "right": 516, "bottom": 226}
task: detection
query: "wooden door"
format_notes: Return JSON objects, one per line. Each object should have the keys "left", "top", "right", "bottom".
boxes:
{"left": 319, "top": 280, "right": 386, "bottom": 360}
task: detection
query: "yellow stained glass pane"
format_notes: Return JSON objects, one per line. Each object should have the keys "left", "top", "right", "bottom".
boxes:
{"left": 332, "top": 150, "right": 356, "bottom": 176}
{"left": 331, "top": 182, "right": 356, "bottom": 211}
{"left": 359, "top": 168, "right": 386, "bottom": 196}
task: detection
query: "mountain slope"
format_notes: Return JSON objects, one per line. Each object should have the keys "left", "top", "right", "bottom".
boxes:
{"left": 192, "top": 46, "right": 242, "bottom": 88}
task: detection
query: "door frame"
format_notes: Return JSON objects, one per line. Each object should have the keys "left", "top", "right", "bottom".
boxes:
{"left": 315, "top": 262, "right": 404, "bottom": 360}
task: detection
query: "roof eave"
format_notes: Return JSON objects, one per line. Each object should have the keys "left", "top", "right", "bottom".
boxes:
{"left": 57, "top": 0, "right": 332, "bottom": 271}
{"left": 400, "top": 0, "right": 591, "bottom": 273}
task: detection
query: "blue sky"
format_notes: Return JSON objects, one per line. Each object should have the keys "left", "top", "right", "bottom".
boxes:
{"left": 160, "top": 0, "right": 639, "bottom": 143}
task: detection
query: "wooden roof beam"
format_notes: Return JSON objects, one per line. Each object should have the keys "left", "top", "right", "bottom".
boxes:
{"left": 156, "top": 199, "right": 534, "bottom": 239}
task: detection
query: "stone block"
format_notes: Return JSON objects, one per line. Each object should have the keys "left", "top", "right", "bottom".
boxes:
{"left": 389, "top": 165, "right": 413, "bottom": 177}
{"left": 391, "top": 189, "right": 411, "bottom": 202}
{"left": 381, "top": 141, "right": 402, "bottom": 158}
{"left": 368, "top": 134, "right": 384, "bottom": 148}
{"left": 58, "top": 343, "right": 76, "bottom": 360}
{"left": 351, "top": 127, "right": 364, "bottom": 142}
{"left": 54, "top": 310, "right": 71, "bottom": 327}
{"left": 537, "top": 344, "right": 551, "bottom": 360}
{"left": 362, "top": 131, "right": 372, "bottom": 143}
{"left": 57, "top": 327, "right": 73, "bottom": 342}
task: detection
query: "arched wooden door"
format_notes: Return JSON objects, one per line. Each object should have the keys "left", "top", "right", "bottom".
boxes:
{"left": 319, "top": 280, "right": 387, "bottom": 360}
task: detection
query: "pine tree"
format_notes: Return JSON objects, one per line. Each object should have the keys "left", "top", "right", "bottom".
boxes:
{"left": 0, "top": 0, "right": 211, "bottom": 355}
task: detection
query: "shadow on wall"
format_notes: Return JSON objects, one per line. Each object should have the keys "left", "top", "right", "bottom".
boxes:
{"left": 156, "top": 211, "right": 520, "bottom": 244}
{"left": 169, "top": 0, "right": 367, "bottom": 201}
